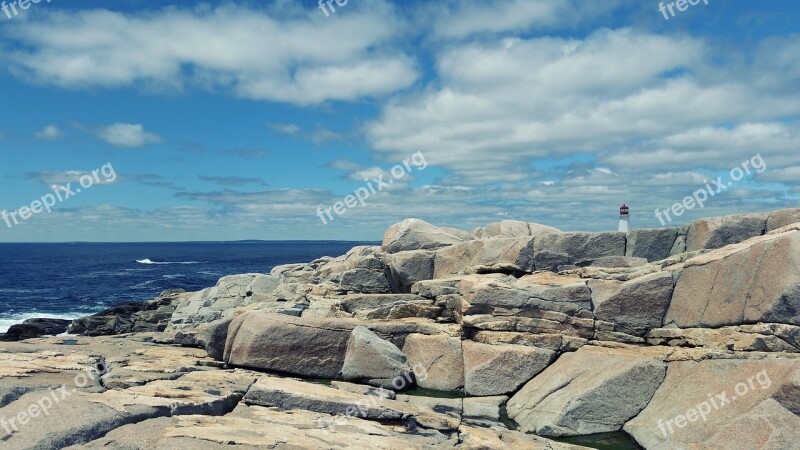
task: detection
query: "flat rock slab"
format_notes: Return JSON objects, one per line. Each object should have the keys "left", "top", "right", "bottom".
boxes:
{"left": 243, "top": 375, "right": 459, "bottom": 431}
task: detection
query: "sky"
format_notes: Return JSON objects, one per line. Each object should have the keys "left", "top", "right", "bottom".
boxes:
{"left": 0, "top": 0, "right": 798, "bottom": 242}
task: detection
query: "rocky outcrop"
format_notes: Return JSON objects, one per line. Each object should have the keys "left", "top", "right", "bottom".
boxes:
{"left": 0, "top": 318, "right": 71, "bottom": 341}
{"left": 23, "top": 207, "right": 800, "bottom": 449}
{"left": 69, "top": 289, "right": 183, "bottom": 336}
{"left": 382, "top": 218, "right": 468, "bottom": 253}
{"left": 666, "top": 225, "right": 800, "bottom": 328}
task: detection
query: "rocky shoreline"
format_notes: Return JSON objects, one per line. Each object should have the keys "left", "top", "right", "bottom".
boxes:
{"left": 1, "top": 208, "right": 800, "bottom": 449}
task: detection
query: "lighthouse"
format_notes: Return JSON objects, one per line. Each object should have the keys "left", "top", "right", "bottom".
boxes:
{"left": 618, "top": 204, "right": 630, "bottom": 232}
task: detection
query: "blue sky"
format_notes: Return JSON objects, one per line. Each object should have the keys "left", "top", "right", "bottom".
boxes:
{"left": 0, "top": 0, "right": 798, "bottom": 242}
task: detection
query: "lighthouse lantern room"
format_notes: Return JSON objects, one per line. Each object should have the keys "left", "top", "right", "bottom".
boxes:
{"left": 618, "top": 204, "right": 630, "bottom": 232}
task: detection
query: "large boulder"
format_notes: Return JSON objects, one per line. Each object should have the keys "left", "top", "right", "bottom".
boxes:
{"left": 224, "top": 312, "right": 456, "bottom": 379}
{"left": 463, "top": 341, "right": 555, "bottom": 396}
{"left": 767, "top": 208, "right": 800, "bottom": 231}
{"left": 382, "top": 219, "right": 468, "bottom": 253}
{"left": 666, "top": 226, "right": 800, "bottom": 328}
{"left": 506, "top": 346, "right": 666, "bottom": 437}
{"left": 384, "top": 250, "right": 435, "bottom": 293}
{"left": 624, "top": 359, "right": 800, "bottom": 450}
{"left": 591, "top": 271, "right": 675, "bottom": 337}
{"left": 1, "top": 318, "right": 71, "bottom": 341}
{"left": 533, "top": 232, "right": 627, "bottom": 272}
{"left": 341, "top": 326, "right": 412, "bottom": 388}
{"left": 402, "top": 334, "right": 465, "bottom": 392}
{"left": 470, "top": 220, "right": 560, "bottom": 239}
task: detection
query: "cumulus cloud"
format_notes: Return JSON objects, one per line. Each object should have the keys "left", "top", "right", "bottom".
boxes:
{"left": 2, "top": 2, "right": 418, "bottom": 106}
{"left": 94, "top": 123, "right": 161, "bottom": 148}
{"left": 35, "top": 125, "right": 63, "bottom": 141}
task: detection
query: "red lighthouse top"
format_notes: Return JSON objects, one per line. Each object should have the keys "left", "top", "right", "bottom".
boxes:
{"left": 620, "top": 204, "right": 630, "bottom": 216}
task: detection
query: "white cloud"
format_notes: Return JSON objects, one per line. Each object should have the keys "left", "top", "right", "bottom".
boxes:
{"left": 3, "top": 2, "right": 418, "bottom": 105}
{"left": 95, "top": 123, "right": 161, "bottom": 148}
{"left": 35, "top": 125, "right": 63, "bottom": 141}
{"left": 268, "top": 123, "right": 301, "bottom": 135}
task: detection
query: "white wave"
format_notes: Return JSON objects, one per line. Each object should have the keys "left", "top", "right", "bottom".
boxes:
{"left": 161, "top": 274, "right": 183, "bottom": 279}
{"left": 136, "top": 259, "right": 203, "bottom": 265}
{"left": 0, "top": 312, "right": 85, "bottom": 333}
{"left": 129, "top": 280, "right": 157, "bottom": 289}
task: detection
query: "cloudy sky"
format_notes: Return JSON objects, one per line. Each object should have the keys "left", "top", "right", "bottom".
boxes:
{"left": 0, "top": 0, "right": 798, "bottom": 242}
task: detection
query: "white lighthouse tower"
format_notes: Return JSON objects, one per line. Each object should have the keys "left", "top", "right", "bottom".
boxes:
{"left": 618, "top": 204, "right": 630, "bottom": 232}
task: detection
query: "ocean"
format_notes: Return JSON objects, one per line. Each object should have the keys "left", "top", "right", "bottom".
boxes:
{"left": 0, "top": 241, "right": 373, "bottom": 333}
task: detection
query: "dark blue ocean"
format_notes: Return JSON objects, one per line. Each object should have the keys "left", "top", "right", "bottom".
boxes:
{"left": 0, "top": 241, "right": 372, "bottom": 332}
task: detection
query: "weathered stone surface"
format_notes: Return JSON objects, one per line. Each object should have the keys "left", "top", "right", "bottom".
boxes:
{"left": 382, "top": 219, "right": 468, "bottom": 253}
{"left": 686, "top": 212, "right": 767, "bottom": 251}
{"left": 471, "top": 331, "right": 588, "bottom": 352}
{"left": 342, "top": 326, "right": 411, "bottom": 388}
{"left": 463, "top": 395, "right": 509, "bottom": 428}
{"left": 434, "top": 237, "right": 531, "bottom": 278}
{"left": 471, "top": 220, "right": 560, "bottom": 239}
{"left": 463, "top": 341, "right": 555, "bottom": 396}
{"left": 331, "top": 381, "right": 397, "bottom": 399}
{"left": 576, "top": 255, "right": 648, "bottom": 268}
{"left": 666, "top": 227, "right": 800, "bottom": 328}
{"left": 624, "top": 359, "right": 800, "bottom": 450}
{"left": 626, "top": 228, "right": 681, "bottom": 262}
{"left": 0, "top": 369, "right": 254, "bottom": 449}
{"left": 591, "top": 271, "right": 675, "bottom": 336}
{"left": 402, "top": 334, "right": 464, "bottom": 392}
{"left": 507, "top": 346, "right": 666, "bottom": 437}
{"left": 69, "top": 404, "right": 457, "bottom": 450}
{"left": 243, "top": 375, "right": 459, "bottom": 431}
{"left": 462, "top": 273, "right": 593, "bottom": 318}
{"left": 533, "top": 232, "right": 627, "bottom": 272}
{"left": 645, "top": 325, "right": 800, "bottom": 353}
